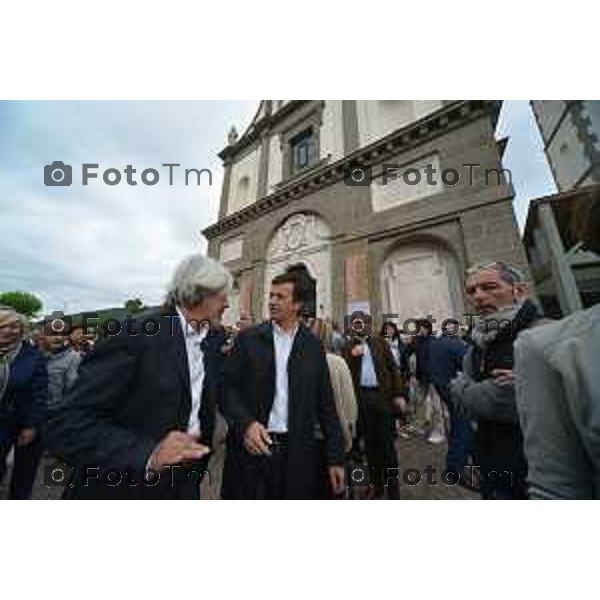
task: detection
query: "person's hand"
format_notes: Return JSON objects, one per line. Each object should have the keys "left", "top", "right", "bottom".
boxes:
{"left": 16, "top": 428, "right": 36, "bottom": 446}
{"left": 491, "top": 369, "right": 513, "bottom": 384}
{"left": 391, "top": 396, "right": 408, "bottom": 414}
{"left": 328, "top": 465, "right": 346, "bottom": 496}
{"left": 148, "top": 431, "right": 210, "bottom": 472}
{"left": 243, "top": 421, "right": 272, "bottom": 455}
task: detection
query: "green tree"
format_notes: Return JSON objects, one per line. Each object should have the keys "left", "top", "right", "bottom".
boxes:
{"left": 0, "top": 291, "right": 43, "bottom": 318}
{"left": 124, "top": 298, "right": 145, "bottom": 314}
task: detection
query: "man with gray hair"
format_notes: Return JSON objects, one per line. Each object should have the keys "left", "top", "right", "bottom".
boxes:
{"left": 450, "top": 260, "right": 546, "bottom": 499}
{"left": 48, "top": 254, "right": 231, "bottom": 499}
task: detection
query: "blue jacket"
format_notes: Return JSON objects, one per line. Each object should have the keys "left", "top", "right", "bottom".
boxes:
{"left": 414, "top": 335, "right": 434, "bottom": 383}
{"left": 428, "top": 335, "right": 467, "bottom": 388}
{"left": 0, "top": 342, "right": 48, "bottom": 428}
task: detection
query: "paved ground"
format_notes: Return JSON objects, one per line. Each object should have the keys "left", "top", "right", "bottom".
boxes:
{"left": 1, "top": 433, "right": 477, "bottom": 500}
{"left": 203, "top": 432, "right": 478, "bottom": 500}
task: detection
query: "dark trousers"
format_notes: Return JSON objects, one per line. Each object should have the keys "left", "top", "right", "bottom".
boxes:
{"left": 359, "top": 388, "right": 400, "bottom": 499}
{"left": 61, "top": 459, "right": 208, "bottom": 499}
{"left": 146, "top": 462, "right": 207, "bottom": 500}
{"left": 221, "top": 437, "right": 290, "bottom": 500}
{"left": 255, "top": 447, "right": 288, "bottom": 500}
{"left": 480, "top": 479, "right": 527, "bottom": 500}
{"left": 0, "top": 421, "right": 44, "bottom": 500}
{"left": 223, "top": 437, "right": 333, "bottom": 500}
{"left": 473, "top": 419, "right": 528, "bottom": 500}
{"left": 478, "top": 462, "right": 527, "bottom": 500}
{"left": 435, "top": 384, "right": 473, "bottom": 474}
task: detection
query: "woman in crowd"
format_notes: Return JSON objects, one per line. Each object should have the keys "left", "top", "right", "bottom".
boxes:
{"left": 381, "top": 322, "right": 411, "bottom": 437}
{"left": 381, "top": 322, "right": 410, "bottom": 380}
{"left": 312, "top": 318, "right": 358, "bottom": 455}
{"left": 311, "top": 318, "right": 357, "bottom": 498}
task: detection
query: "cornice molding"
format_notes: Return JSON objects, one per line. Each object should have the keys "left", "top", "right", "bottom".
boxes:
{"left": 218, "top": 101, "right": 309, "bottom": 162}
{"left": 205, "top": 100, "right": 500, "bottom": 240}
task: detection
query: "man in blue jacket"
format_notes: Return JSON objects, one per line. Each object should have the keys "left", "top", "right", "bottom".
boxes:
{"left": 428, "top": 327, "right": 471, "bottom": 485}
{"left": 0, "top": 306, "right": 48, "bottom": 499}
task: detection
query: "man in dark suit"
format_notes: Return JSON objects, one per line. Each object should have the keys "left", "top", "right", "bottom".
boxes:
{"left": 47, "top": 254, "right": 231, "bottom": 499}
{"left": 220, "top": 269, "right": 345, "bottom": 499}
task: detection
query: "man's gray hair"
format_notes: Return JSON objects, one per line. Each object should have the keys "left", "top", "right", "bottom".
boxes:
{"left": 465, "top": 260, "right": 524, "bottom": 285}
{"left": 165, "top": 254, "right": 232, "bottom": 308}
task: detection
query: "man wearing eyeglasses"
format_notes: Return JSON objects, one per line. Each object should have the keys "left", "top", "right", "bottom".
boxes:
{"left": 450, "top": 261, "right": 547, "bottom": 499}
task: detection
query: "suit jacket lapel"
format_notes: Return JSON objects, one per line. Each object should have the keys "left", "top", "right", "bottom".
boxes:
{"left": 288, "top": 323, "right": 307, "bottom": 371}
{"left": 367, "top": 337, "right": 382, "bottom": 387}
{"left": 258, "top": 322, "right": 276, "bottom": 419}
{"left": 159, "top": 307, "right": 191, "bottom": 406}
{"left": 198, "top": 332, "right": 220, "bottom": 444}
{"left": 286, "top": 324, "right": 308, "bottom": 427}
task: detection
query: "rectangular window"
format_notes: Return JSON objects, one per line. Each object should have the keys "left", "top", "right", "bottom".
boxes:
{"left": 290, "top": 128, "right": 314, "bottom": 173}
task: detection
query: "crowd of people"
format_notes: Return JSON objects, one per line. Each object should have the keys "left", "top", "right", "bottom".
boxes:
{"left": 0, "top": 318, "right": 92, "bottom": 499}
{"left": 0, "top": 193, "right": 598, "bottom": 500}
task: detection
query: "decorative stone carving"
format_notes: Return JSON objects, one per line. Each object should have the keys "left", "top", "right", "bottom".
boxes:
{"left": 227, "top": 126, "right": 239, "bottom": 146}
{"left": 267, "top": 213, "right": 330, "bottom": 260}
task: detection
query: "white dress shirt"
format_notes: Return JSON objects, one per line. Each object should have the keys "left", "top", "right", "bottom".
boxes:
{"left": 387, "top": 338, "right": 401, "bottom": 367}
{"left": 267, "top": 322, "right": 299, "bottom": 433}
{"left": 360, "top": 341, "right": 379, "bottom": 388}
{"left": 176, "top": 306, "right": 209, "bottom": 437}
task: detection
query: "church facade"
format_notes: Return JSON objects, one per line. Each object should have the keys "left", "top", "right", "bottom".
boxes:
{"left": 203, "top": 100, "right": 529, "bottom": 330}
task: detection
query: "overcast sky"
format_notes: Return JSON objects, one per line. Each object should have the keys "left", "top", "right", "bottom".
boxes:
{"left": 0, "top": 100, "right": 556, "bottom": 315}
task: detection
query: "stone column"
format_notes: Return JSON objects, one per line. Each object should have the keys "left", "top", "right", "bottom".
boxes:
{"left": 239, "top": 270, "right": 255, "bottom": 319}
{"left": 342, "top": 100, "right": 360, "bottom": 156}
{"left": 538, "top": 202, "right": 582, "bottom": 314}
{"left": 218, "top": 160, "right": 233, "bottom": 220}
{"left": 251, "top": 261, "right": 266, "bottom": 321}
{"left": 256, "top": 134, "right": 270, "bottom": 200}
